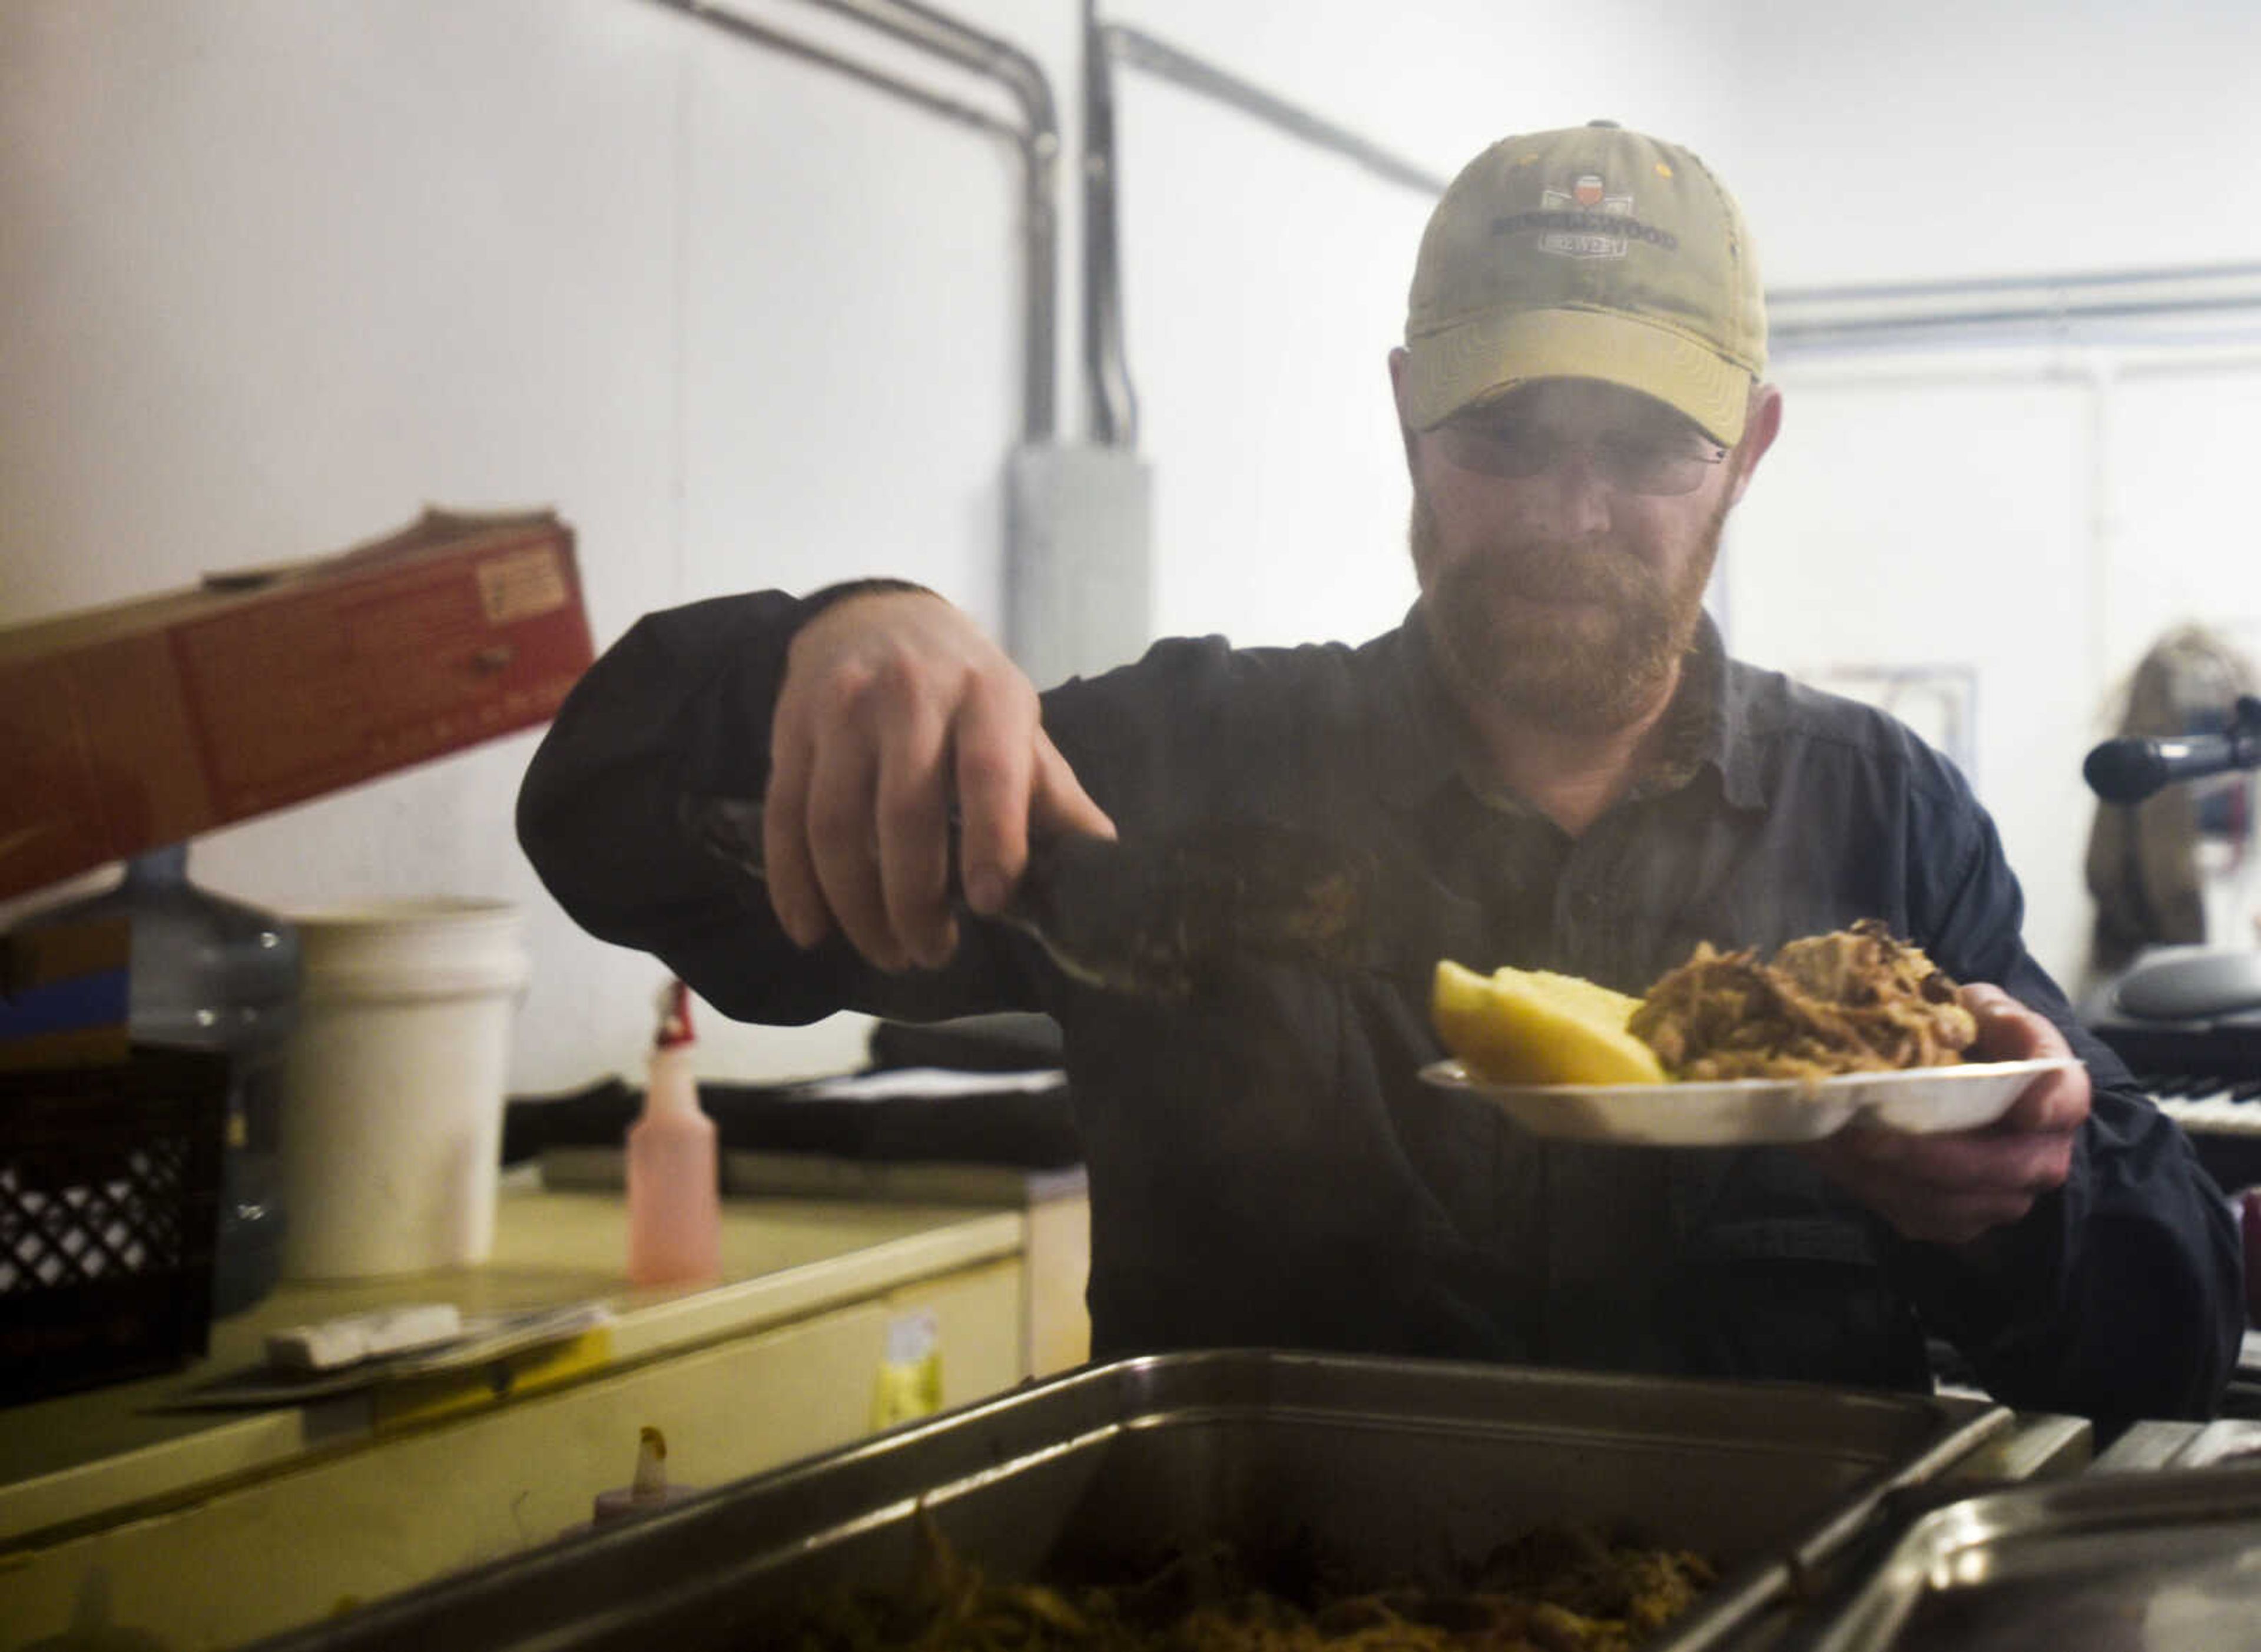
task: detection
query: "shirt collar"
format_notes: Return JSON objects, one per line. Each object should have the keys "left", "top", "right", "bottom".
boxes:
{"left": 1703, "top": 616, "right": 1769, "bottom": 811}
{"left": 1364, "top": 605, "right": 1472, "bottom": 808}
{"left": 1367, "top": 603, "right": 1767, "bottom": 814}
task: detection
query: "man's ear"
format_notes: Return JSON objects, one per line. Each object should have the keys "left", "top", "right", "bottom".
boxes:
{"left": 1387, "top": 347, "right": 1421, "bottom": 479}
{"left": 1725, "top": 382, "right": 1783, "bottom": 507}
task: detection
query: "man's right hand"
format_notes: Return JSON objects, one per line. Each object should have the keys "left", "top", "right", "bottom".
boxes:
{"left": 762, "top": 588, "right": 1117, "bottom": 972}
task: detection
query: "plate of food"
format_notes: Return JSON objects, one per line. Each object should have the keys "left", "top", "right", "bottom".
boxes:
{"left": 1423, "top": 920, "right": 2081, "bottom": 1146}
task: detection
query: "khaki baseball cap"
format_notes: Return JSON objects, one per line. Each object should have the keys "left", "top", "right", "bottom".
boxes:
{"left": 1401, "top": 121, "right": 1766, "bottom": 446}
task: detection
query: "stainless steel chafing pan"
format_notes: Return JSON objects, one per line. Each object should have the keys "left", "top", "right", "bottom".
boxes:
{"left": 246, "top": 1350, "right": 2012, "bottom": 1652}
{"left": 2090, "top": 1414, "right": 2261, "bottom": 1473}
{"left": 1772, "top": 1459, "right": 2261, "bottom": 1651}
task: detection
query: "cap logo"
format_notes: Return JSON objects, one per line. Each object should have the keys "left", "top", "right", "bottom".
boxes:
{"left": 1488, "top": 168, "right": 1679, "bottom": 260}
{"left": 1540, "top": 174, "right": 1632, "bottom": 257}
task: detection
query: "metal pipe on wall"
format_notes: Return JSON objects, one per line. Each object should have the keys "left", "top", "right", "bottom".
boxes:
{"left": 644, "top": 0, "right": 1059, "bottom": 443}
{"left": 644, "top": 0, "right": 1150, "bottom": 691}
{"left": 1083, "top": 18, "right": 1450, "bottom": 450}
{"left": 1099, "top": 24, "right": 1451, "bottom": 198}
{"left": 649, "top": 1, "right": 1020, "bottom": 139}
{"left": 1770, "top": 264, "right": 2261, "bottom": 357}
{"left": 1081, "top": 0, "right": 1135, "bottom": 448}
{"left": 1083, "top": 19, "right": 2261, "bottom": 374}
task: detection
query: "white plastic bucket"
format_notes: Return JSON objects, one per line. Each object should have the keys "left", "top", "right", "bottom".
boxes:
{"left": 279, "top": 899, "right": 530, "bottom": 1279}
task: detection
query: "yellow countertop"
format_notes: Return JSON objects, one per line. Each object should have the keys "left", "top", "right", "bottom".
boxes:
{"left": 0, "top": 1174, "right": 1025, "bottom": 1551}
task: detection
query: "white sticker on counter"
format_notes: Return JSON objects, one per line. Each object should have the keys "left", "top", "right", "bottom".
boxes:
{"left": 791, "top": 1068, "right": 1065, "bottom": 1104}
{"left": 871, "top": 1309, "right": 943, "bottom": 1430}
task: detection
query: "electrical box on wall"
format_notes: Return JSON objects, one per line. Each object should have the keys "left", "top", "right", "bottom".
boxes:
{"left": 0, "top": 509, "right": 595, "bottom": 902}
{"left": 1004, "top": 443, "right": 1155, "bottom": 691}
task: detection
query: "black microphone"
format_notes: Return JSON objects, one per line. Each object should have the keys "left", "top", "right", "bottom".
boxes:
{"left": 2084, "top": 732, "right": 2254, "bottom": 803}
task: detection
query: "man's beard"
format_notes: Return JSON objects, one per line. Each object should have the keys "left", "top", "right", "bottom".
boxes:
{"left": 1411, "top": 489, "right": 1729, "bottom": 736}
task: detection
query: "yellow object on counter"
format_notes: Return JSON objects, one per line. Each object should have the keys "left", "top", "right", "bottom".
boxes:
{"left": 1431, "top": 959, "right": 1666, "bottom": 1086}
{"left": 372, "top": 1325, "right": 615, "bottom": 1432}
{"left": 870, "top": 1309, "right": 945, "bottom": 1430}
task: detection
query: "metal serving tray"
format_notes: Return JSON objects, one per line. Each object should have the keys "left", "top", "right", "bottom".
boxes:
{"left": 248, "top": 1350, "right": 2011, "bottom": 1652}
{"left": 2091, "top": 1415, "right": 2261, "bottom": 1473}
{"left": 1773, "top": 1460, "right": 2261, "bottom": 1650}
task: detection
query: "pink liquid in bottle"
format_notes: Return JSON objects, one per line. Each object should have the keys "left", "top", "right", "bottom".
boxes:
{"left": 625, "top": 980, "right": 721, "bottom": 1286}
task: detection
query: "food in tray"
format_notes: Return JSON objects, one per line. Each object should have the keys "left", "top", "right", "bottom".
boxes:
{"left": 790, "top": 1511, "right": 1715, "bottom": 1650}
{"left": 1432, "top": 920, "right": 1978, "bottom": 1086}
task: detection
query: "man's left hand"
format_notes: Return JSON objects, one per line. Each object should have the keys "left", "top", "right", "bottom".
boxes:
{"left": 1804, "top": 984, "right": 2089, "bottom": 1246}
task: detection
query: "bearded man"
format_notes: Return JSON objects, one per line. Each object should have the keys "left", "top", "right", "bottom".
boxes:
{"left": 519, "top": 122, "right": 2240, "bottom": 1434}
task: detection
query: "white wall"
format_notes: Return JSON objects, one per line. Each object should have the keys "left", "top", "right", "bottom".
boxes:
{"left": 0, "top": 0, "right": 1740, "bottom": 1089}
{"left": 1710, "top": 0, "right": 2261, "bottom": 994}
{"left": 1709, "top": 0, "right": 2261, "bottom": 287}
{"left": 2, "top": 0, "right": 1064, "bottom": 1089}
{"left": 9, "top": 0, "right": 2261, "bottom": 1087}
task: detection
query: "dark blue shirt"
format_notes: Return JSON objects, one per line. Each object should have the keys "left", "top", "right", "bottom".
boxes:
{"left": 519, "top": 591, "right": 2243, "bottom": 1428}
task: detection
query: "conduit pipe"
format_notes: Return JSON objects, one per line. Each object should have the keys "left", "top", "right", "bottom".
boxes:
{"left": 1083, "top": 15, "right": 1450, "bottom": 446}
{"left": 644, "top": 0, "right": 1060, "bottom": 443}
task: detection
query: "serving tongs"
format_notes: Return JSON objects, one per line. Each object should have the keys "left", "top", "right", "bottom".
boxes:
{"left": 680, "top": 794, "right": 1375, "bottom": 1001}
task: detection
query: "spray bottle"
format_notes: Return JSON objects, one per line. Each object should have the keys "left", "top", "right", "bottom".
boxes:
{"left": 625, "top": 980, "right": 721, "bottom": 1286}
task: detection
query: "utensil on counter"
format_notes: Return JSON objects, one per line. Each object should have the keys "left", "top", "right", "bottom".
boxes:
{"left": 679, "top": 794, "right": 1379, "bottom": 1000}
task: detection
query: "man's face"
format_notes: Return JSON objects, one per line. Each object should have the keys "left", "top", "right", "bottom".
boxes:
{"left": 1395, "top": 372, "right": 1773, "bottom": 737}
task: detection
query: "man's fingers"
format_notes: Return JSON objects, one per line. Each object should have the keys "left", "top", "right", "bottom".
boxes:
{"left": 762, "top": 725, "right": 828, "bottom": 949}
{"left": 1961, "top": 983, "right": 2067, "bottom": 1062}
{"left": 1030, "top": 728, "right": 1118, "bottom": 844}
{"left": 874, "top": 698, "right": 956, "bottom": 969}
{"left": 1952, "top": 984, "right": 2091, "bottom": 1134}
{"left": 766, "top": 590, "right": 1063, "bottom": 970}
{"left": 1804, "top": 1137, "right": 2038, "bottom": 1245}
{"left": 1857, "top": 1183, "right": 2041, "bottom": 1246}
{"left": 950, "top": 677, "right": 1041, "bottom": 915}
{"left": 1806, "top": 1110, "right": 2080, "bottom": 1244}
{"left": 803, "top": 739, "right": 902, "bottom": 971}
{"left": 1829, "top": 1120, "right": 2077, "bottom": 1197}
{"left": 1995, "top": 1064, "right": 2091, "bottom": 1134}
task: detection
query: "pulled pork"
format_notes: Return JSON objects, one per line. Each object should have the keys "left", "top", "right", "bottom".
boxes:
{"left": 1629, "top": 920, "right": 1979, "bottom": 1081}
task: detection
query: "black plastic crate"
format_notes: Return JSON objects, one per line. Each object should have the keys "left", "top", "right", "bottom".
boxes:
{"left": 0, "top": 1047, "right": 228, "bottom": 1404}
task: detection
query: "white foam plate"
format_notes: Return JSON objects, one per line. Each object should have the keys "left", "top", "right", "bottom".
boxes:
{"left": 1418, "top": 1056, "right": 2082, "bottom": 1146}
